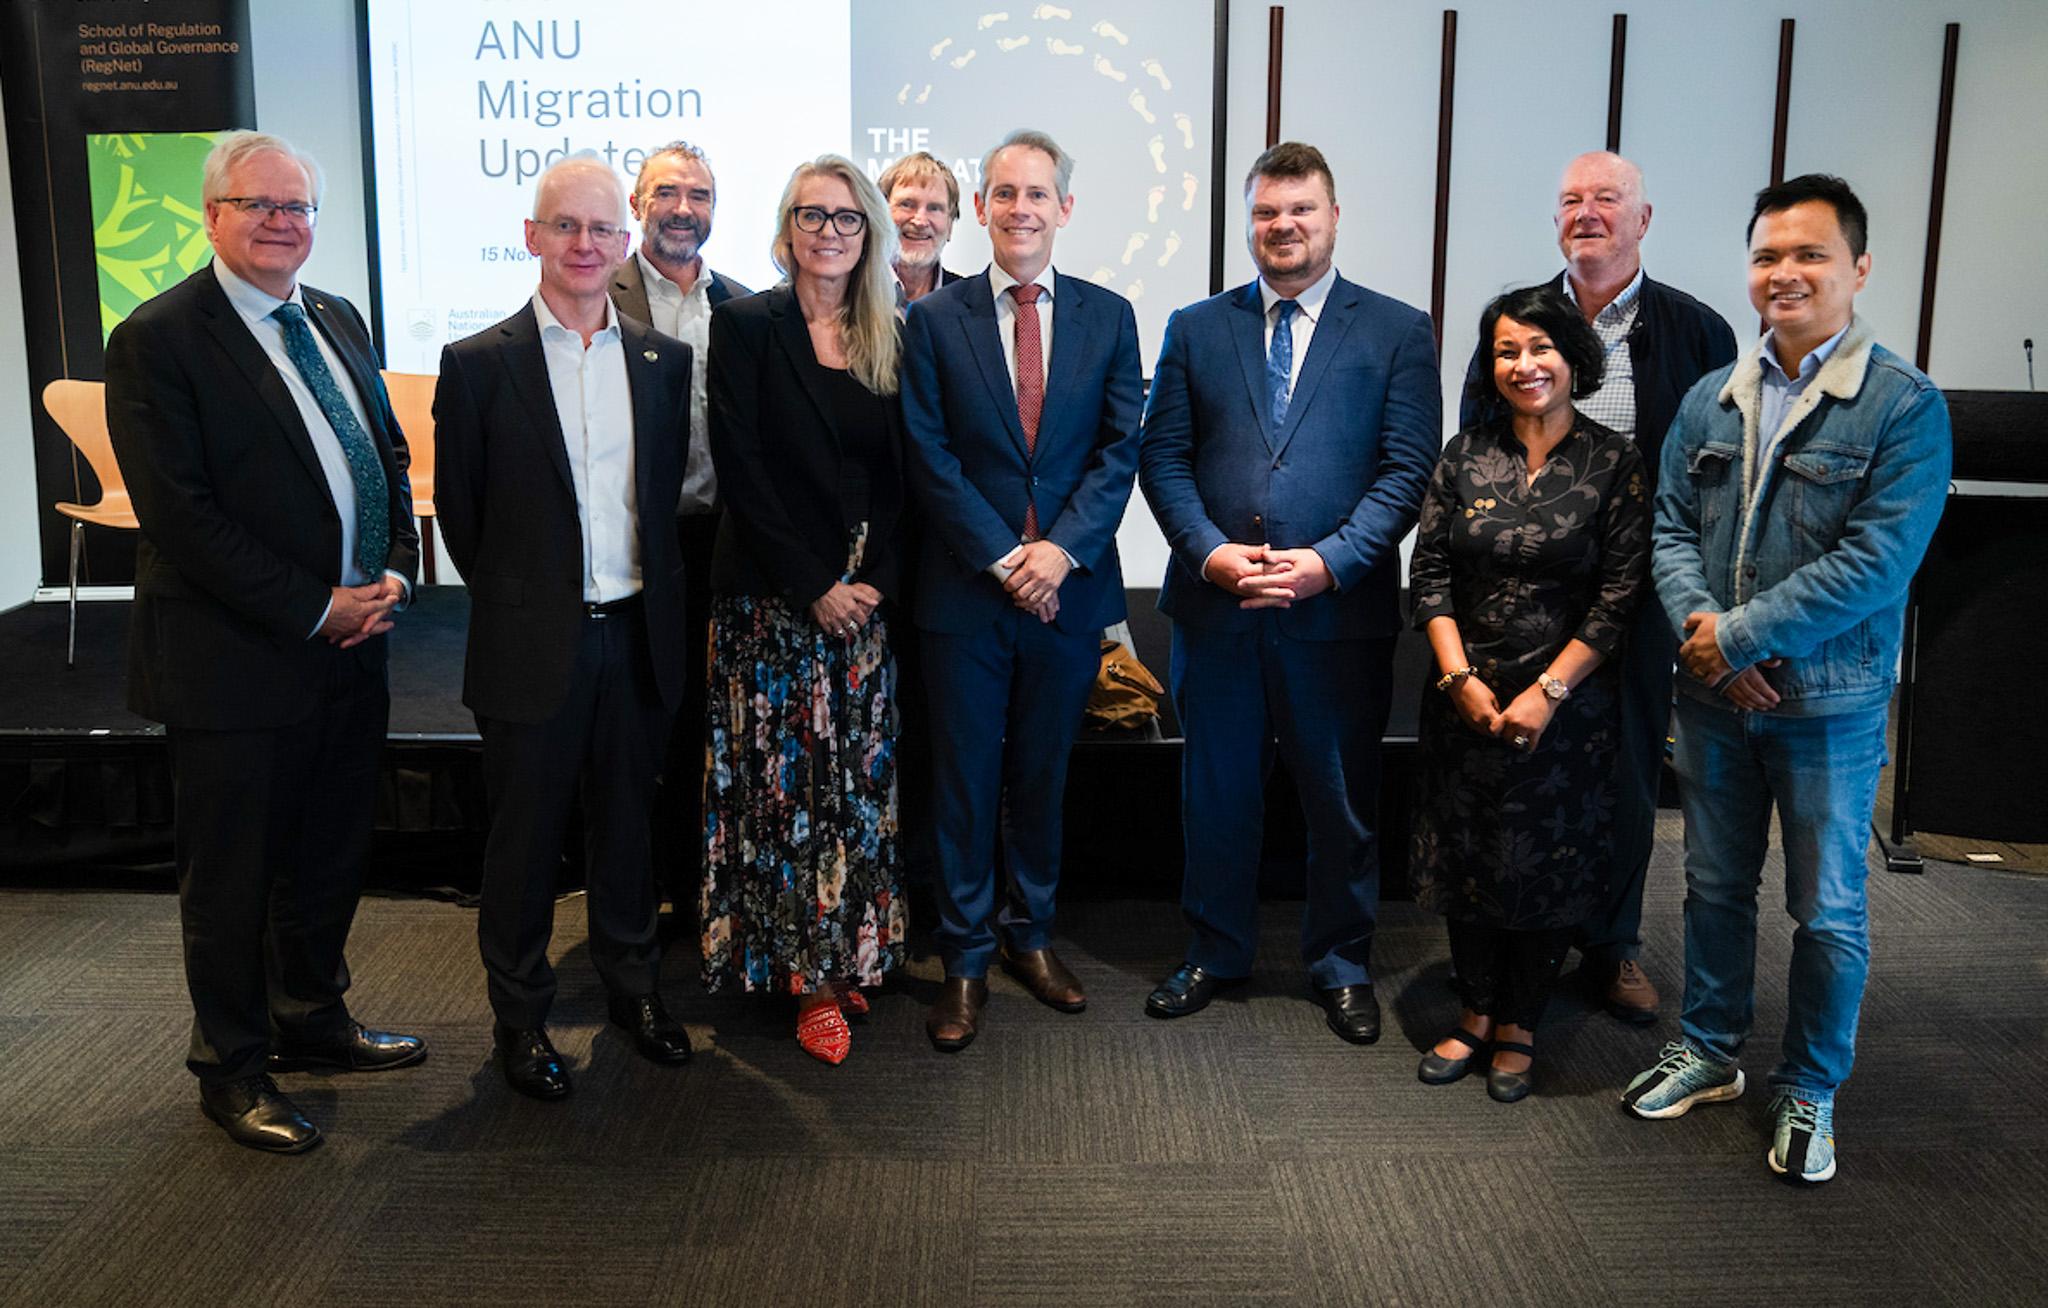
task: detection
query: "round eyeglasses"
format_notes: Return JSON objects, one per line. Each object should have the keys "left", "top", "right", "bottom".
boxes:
{"left": 790, "top": 206, "right": 867, "bottom": 236}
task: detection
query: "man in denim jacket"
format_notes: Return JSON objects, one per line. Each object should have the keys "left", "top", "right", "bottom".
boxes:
{"left": 1620, "top": 176, "right": 1951, "bottom": 1185}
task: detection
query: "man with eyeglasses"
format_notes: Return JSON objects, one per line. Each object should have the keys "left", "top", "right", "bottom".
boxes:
{"left": 900, "top": 129, "right": 1144, "bottom": 1051}
{"left": 103, "top": 131, "right": 427, "bottom": 1153}
{"left": 608, "top": 141, "right": 750, "bottom": 916}
{"left": 434, "top": 153, "right": 696, "bottom": 1100}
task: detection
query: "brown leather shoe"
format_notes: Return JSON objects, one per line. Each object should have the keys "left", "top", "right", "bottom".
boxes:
{"left": 926, "top": 976, "right": 988, "bottom": 1052}
{"left": 1000, "top": 945, "right": 1087, "bottom": 1012}
{"left": 1604, "top": 959, "right": 1660, "bottom": 1026}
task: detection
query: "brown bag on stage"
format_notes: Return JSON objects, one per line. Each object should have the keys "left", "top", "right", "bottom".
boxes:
{"left": 1085, "top": 638, "right": 1165, "bottom": 731}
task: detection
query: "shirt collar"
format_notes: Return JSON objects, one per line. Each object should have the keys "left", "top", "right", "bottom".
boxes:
{"left": 531, "top": 288, "right": 620, "bottom": 341}
{"left": 1259, "top": 263, "right": 1337, "bottom": 323}
{"left": 989, "top": 260, "right": 1057, "bottom": 302}
{"left": 637, "top": 248, "right": 712, "bottom": 304}
{"left": 1760, "top": 319, "right": 1851, "bottom": 385}
{"left": 212, "top": 257, "right": 302, "bottom": 325}
{"left": 1562, "top": 266, "right": 1645, "bottom": 323}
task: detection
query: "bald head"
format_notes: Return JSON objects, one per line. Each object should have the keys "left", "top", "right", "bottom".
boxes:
{"left": 532, "top": 154, "right": 626, "bottom": 223}
{"left": 1555, "top": 151, "right": 1651, "bottom": 286}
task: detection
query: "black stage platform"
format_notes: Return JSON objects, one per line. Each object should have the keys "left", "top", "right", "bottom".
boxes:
{"left": 0, "top": 587, "right": 1435, "bottom": 892}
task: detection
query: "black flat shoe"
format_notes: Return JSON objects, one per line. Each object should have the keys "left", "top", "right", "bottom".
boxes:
{"left": 199, "top": 1074, "right": 322, "bottom": 1153}
{"left": 608, "top": 993, "right": 693, "bottom": 1065}
{"left": 1317, "top": 983, "right": 1381, "bottom": 1045}
{"left": 1144, "top": 962, "right": 1245, "bottom": 1019}
{"left": 1487, "top": 1040, "right": 1536, "bottom": 1103}
{"left": 1417, "top": 1027, "right": 1489, "bottom": 1085}
{"left": 495, "top": 1024, "right": 572, "bottom": 1100}
{"left": 269, "top": 1020, "right": 427, "bottom": 1074}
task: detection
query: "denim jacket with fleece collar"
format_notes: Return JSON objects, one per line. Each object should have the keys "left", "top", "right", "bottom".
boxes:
{"left": 1651, "top": 316, "right": 1951, "bottom": 717}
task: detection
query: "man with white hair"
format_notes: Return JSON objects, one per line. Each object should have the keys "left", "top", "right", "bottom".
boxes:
{"left": 1459, "top": 150, "right": 1737, "bottom": 1025}
{"left": 105, "top": 130, "right": 426, "bottom": 1153}
{"left": 435, "top": 154, "right": 696, "bottom": 1100}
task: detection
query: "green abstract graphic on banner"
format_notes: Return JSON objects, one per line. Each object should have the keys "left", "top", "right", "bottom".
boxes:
{"left": 88, "top": 132, "right": 223, "bottom": 342}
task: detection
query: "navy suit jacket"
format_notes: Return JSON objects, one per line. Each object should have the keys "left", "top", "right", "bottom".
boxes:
{"left": 900, "top": 268, "right": 1144, "bottom": 636}
{"left": 1139, "top": 275, "right": 1441, "bottom": 641}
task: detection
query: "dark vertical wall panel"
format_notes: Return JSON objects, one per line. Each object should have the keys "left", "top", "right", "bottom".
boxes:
{"left": 1916, "top": 22, "right": 1961, "bottom": 373}
{"left": 1430, "top": 9, "right": 1458, "bottom": 353}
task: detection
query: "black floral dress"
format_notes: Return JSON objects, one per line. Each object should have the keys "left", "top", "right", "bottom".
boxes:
{"left": 1407, "top": 414, "right": 1650, "bottom": 930}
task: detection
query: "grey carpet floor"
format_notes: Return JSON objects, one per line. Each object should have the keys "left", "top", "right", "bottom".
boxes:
{"left": 2, "top": 812, "right": 2044, "bottom": 1307}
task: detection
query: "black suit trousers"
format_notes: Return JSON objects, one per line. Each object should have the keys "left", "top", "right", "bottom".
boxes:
{"left": 476, "top": 603, "right": 670, "bottom": 1027}
{"left": 653, "top": 510, "right": 719, "bottom": 903}
{"left": 167, "top": 645, "right": 388, "bottom": 1086}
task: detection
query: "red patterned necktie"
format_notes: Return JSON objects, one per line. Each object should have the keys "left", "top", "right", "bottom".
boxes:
{"left": 1009, "top": 282, "right": 1044, "bottom": 540}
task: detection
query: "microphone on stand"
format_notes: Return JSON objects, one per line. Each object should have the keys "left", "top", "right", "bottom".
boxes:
{"left": 2026, "top": 338, "right": 2035, "bottom": 391}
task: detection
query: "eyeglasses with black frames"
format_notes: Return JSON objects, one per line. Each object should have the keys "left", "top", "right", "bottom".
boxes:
{"left": 790, "top": 206, "right": 868, "bottom": 236}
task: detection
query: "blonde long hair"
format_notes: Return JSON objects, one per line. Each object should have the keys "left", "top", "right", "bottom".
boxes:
{"left": 769, "top": 155, "right": 901, "bottom": 396}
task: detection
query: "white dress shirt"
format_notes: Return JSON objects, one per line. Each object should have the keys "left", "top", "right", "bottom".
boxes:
{"left": 634, "top": 249, "right": 717, "bottom": 515}
{"left": 213, "top": 259, "right": 407, "bottom": 634}
{"left": 532, "top": 291, "right": 641, "bottom": 602}
{"left": 1259, "top": 262, "right": 1338, "bottom": 397}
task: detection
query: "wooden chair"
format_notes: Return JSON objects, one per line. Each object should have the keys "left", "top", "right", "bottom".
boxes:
{"left": 379, "top": 370, "right": 440, "bottom": 582}
{"left": 44, "top": 379, "right": 138, "bottom": 668}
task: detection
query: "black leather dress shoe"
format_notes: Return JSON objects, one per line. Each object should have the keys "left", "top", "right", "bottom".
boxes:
{"left": 495, "top": 1024, "right": 572, "bottom": 1100}
{"left": 1145, "top": 962, "right": 1245, "bottom": 1019}
{"left": 199, "top": 1074, "right": 322, "bottom": 1153}
{"left": 608, "top": 993, "right": 693, "bottom": 1065}
{"left": 269, "top": 1021, "right": 428, "bottom": 1074}
{"left": 1317, "top": 983, "right": 1381, "bottom": 1044}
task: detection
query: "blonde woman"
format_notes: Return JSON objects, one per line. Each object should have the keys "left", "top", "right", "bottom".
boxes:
{"left": 699, "top": 155, "right": 908, "bottom": 1063}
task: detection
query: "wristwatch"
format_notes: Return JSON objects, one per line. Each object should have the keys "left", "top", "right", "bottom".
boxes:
{"left": 1538, "top": 673, "right": 1571, "bottom": 702}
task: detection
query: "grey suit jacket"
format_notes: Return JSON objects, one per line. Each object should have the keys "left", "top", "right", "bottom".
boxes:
{"left": 608, "top": 259, "right": 750, "bottom": 328}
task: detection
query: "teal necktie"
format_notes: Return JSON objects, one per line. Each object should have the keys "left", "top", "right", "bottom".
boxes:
{"left": 271, "top": 302, "right": 390, "bottom": 577}
{"left": 1267, "top": 299, "right": 1299, "bottom": 429}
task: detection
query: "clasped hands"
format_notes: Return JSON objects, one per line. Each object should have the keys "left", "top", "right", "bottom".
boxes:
{"left": 1448, "top": 676, "right": 1557, "bottom": 752}
{"left": 1202, "top": 542, "right": 1333, "bottom": 610}
{"left": 810, "top": 580, "right": 884, "bottom": 638}
{"left": 998, "top": 540, "right": 1070, "bottom": 624}
{"left": 1679, "top": 611, "right": 1783, "bottom": 712}
{"left": 319, "top": 575, "right": 405, "bottom": 649}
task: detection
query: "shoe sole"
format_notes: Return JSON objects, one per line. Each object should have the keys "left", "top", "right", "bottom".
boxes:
{"left": 1766, "top": 1145, "right": 1837, "bottom": 1183}
{"left": 1624, "top": 1068, "right": 1745, "bottom": 1119}
{"left": 927, "top": 1031, "right": 975, "bottom": 1053}
{"left": 1603, "top": 999, "right": 1659, "bottom": 1027}
{"left": 200, "top": 1102, "right": 323, "bottom": 1154}
{"left": 267, "top": 1045, "right": 429, "bottom": 1074}
{"left": 1326, "top": 1015, "right": 1380, "bottom": 1046}
{"left": 1144, "top": 996, "right": 1209, "bottom": 1019}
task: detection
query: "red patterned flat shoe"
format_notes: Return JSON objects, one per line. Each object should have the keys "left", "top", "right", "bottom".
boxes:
{"left": 831, "top": 979, "right": 870, "bottom": 1017}
{"left": 796, "top": 1003, "right": 851, "bottom": 1065}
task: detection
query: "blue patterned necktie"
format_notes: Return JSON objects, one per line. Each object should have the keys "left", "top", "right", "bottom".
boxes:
{"left": 1267, "top": 298, "right": 1299, "bottom": 429}
{"left": 271, "top": 301, "right": 390, "bottom": 577}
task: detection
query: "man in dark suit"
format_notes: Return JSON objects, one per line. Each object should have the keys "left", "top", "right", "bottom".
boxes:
{"left": 1138, "top": 142, "right": 1441, "bottom": 1042}
{"left": 1458, "top": 150, "right": 1736, "bottom": 1024}
{"left": 609, "top": 141, "right": 749, "bottom": 912}
{"left": 900, "top": 130, "right": 1144, "bottom": 1051}
{"left": 104, "top": 131, "right": 426, "bottom": 1153}
{"left": 435, "top": 154, "right": 695, "bottom": 1099}
{"left": 880, "top": 150, "right": 966, "bottom": 304}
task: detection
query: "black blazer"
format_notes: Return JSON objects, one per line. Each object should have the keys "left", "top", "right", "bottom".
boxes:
{"left": 103, "top": 263, "right": 419, "bottom": 730}
{"left": 432, "top": 302, "right": 691, "bottom": 724}
{"left": 705, "top": 285, "right": 906, "bottom": 606}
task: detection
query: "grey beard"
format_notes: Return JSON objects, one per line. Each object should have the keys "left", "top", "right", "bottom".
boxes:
{"left": 895, "top": 242, "right": 942, "bottom": 270}
{"left": 648, "top": 225, "right": 703, "bottom": 264}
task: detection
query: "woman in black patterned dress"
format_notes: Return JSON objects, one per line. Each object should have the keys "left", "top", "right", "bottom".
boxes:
{"left": 1407, "top": 285, "right": 1650, "bottom": 1102}
{"left": 701, "top": 156, "right": 908, "bottom": 1064}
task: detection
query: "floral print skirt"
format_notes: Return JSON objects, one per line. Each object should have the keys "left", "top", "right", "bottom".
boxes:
{"left": 700, "top": 588, "right": 905, "bottom": 995}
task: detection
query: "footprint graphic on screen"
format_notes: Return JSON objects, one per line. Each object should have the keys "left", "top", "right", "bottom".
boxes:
{"left": 1088, "top": 266, "right": 1117, "bottom": 285}
{"left": 998, "top": 35, "right": 1030, "bottom": 51}
{"left": 916, "top": 84, "right": 932, "bottom": 104}
{"left": 1146, "top": 185, "right": 1166, "bottom": 222}
{"left": 1124, "top": 279, "right": 1146, "bottom": 302}
{"left": 951, "top": 49, "right": 978, "bottom": 69}
{"left": 930, "top": 37, "right": 954, "bottom": 59}
{"left": 896, "top": 83, "right": 911, "bottom": 105}
{"left": 1156, "top": 231, "right": 1182, "bottom": 267}
{"left": 1032, "top": 3, "right": 1073, "bottom": 19}
{"left": 1091, "top": 20, "right": 1130, "bottom": 45}
{"left": 1174, "top": 112, "right": 1195, "bottom": 149}
{"left": 1142, "top": 58, "right": 1172, "bottom": 90}
{"left": 1128, "top": 90, "right": 1156, "bottom": 124}
{"left": 1181, "top": 172, "right": 1199, "bottom": 209}
{"left": 1093, "top": 54, "right": 1126, "bottom": 81}
{"left": 1147, "top": 136, "right": 1168, "bottom": 173}
{"left": 1046, "top": 38, "right": 1085, "bottom": 56}
{"left": 978, "top": 11, "right": 1010, "bottom": 29}
{"left": 1120, "top": 232, "right": 1149, "bottom": 266}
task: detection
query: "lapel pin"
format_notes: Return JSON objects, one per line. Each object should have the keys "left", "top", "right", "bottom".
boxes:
{"left": 312, "top": 300, "right": 324, "bottom": 311}
{"left": 643, "top": 349, "right": 659, "bottom": 362}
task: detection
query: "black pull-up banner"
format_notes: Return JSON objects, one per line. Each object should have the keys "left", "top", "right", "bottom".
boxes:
{"left": 1, "top": 0, "right": 255, "bottom": 588}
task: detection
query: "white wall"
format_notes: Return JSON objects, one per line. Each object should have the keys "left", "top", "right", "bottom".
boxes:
{"left": 4, "top": 0, "right": 2044, "bottom": 594}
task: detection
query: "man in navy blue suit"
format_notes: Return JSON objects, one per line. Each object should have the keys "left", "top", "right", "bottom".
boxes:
{"left": 1138, "top": 142, "right": 1441, "bottom": 1043}
{"left": 901, "top": 129, "right": 1144, "bottom": 1052}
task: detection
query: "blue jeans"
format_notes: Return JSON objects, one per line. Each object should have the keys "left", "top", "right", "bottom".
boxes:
{"left": 1671, "top": 696, "right": 1888, "bottom": 1098}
